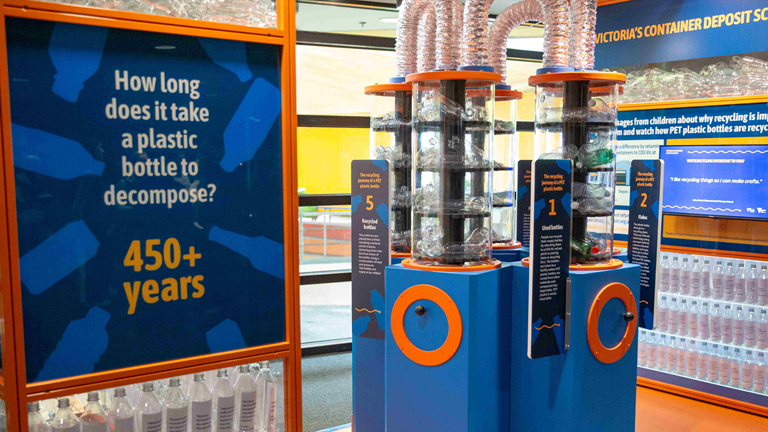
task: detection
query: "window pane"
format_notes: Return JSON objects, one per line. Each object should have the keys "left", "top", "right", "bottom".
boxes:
{"left": 300, "top": 281, "right": 352, "bottom": 344}
{"left": 299, "top": 205, "right": 352, "bottom": 273}
{"left": 297, "top": 127, "right": 368, "bottom": 194}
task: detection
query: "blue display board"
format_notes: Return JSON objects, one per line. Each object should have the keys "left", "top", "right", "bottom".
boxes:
{"left": 6, "top": 18, "right": 285, "bottom": 382}
{"left": 660, "top": 145, "right": 768, "bottom": 219}
{"left": 596, "top": 0, "right": 768, "bottom": 68}
{"left": 528, "top": 160, "right": 572, "bottom": 360}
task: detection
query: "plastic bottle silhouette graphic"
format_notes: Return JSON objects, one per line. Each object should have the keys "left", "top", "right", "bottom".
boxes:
{"left": 659, "top": 256, "right": 670, "bottom": 291}
{"left": 48, "top": 22, "right": 108, "bottom": 102}
{"left": 190, "top": 373, "right": 213, "bottom": 432}
{"left": 234, "top": 365, "right": 256, "bottom": 431}
{"left": 646, "top": 333, "right": 657, "bottom": 369}
{"left": 108, "top": 387, "right": 135, "bottom": 432}
{"left": 722, "top": 304, "right": 734, "bottom": 344}
{"left": 36, "top": 307, "right": 110, "bottom": 382}
{"left": 213, "top": 369, "right": 236, "bottom": 432}
{"left": 51, "top": 398, "right": 80, "bottom": 431}
{"left": 755, "top": 352, "right": 767, "bottom": 393}
{"left": 657, "top": 296, "right": 668, "bottom": 332}
{"left": 670, "top": 257, "right": 681, "bottom": 293}
{"left": 747, "top": 264, "right": 759, "bottom": 304}
{"left": 678, "top": 299, "right": 689, "bottom": 336}
{"left": 20, "top": 220, "right": 100, "bottom": 295}
{"left": 28, "top": 401, "right": 52, "bottom": 432}
{"left": 680, "top": 258, "right": 691, "bottom": 295}
{"left": 206, "top": 319, "right": 247, "bottom": 355}
{"left": 735, "top": 263, "right": 747, "bottom": 303}
{"left": 668, "top": 297, "right": 679, "bottom": 335}
{"left": 742, "top": 350, "right": 755, "bottom": 390}
{"left": 82, "top": 392, "right": 109, "bottom": 432}
{"left": 730, "top": 348, "right": 742, "bottom": 388}
{"left": 734, "top": 306, "right": 746, "bottom": 346}
{"left": 713, "top": 261, "right": 724, "bottom": 299}
{"left": 164, "top": 378, "right": 189, "bottom": 432}
{"left": 708, "top": 344, "right": 720, "bottom": 382}
{"left": 724, "top": 262, "right": 736, "bottom": 301}
{"left": 136, "top": 383, "right": 163, "bottom": 432}
{"left": 710, "top": 303, "right": 722, "bottom": 342}
{"left": 688, "top": 300, "right": 699, "bottom": 339}
{"left": 198, "top": 38, "right": 253, "bottom": 83}
{"left": 697, "top": 342, "right": 709, "bottom": 380}
{"left": 209, "top": 227, "right": 284, "bottom": 279}
{"left": 666, "top": 336, "right": 677, "bottom": 373}
{"left": 12, "top": 123, "right": 105, "bottom": 181}
{"left": 746, "top": 307, "right": 758, "bottom": 348}
{"left": 701, "top": 260, "right": 712, "bottom": 298}
{"left": 220, "top": 78, "right": 281, "bottom": 172}
{"left": 759, "top": 266, "right": 768, "bottom": 306}
{"left": 758, "top": 309, "right": 768, "bottom": 350}
{"left": 638, "top": 331, "right": 647, "bottom": 366}
{"left": 691, "top": 259, "right": 702, "bottom": 297}
{"left": 698, "top": 301, "right": 710, "bottom": 340}
{"left": 676, "top": 337, "right": 686, "bottom": 375}
{"left": 719, "top": 346, "right": 731, "bottom": 385}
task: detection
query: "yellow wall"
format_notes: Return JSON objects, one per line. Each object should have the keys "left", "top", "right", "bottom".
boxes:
{"left": 297, "top": 127, "right": 369, "bottom": 194}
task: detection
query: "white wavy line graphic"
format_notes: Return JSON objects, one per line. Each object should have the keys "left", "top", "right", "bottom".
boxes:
{"left": 663, "top": 205, "right": 741, "bottom": 212}
{"left": 687, "top": 150, "right": 768, "bottom": 154}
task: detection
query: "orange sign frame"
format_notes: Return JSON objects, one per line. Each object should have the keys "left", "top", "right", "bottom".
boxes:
{"left": 0, "top": 1, "right": 301, "bottom": 430}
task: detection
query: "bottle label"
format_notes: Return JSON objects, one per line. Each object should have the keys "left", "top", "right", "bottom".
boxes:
{"left": 745, "top": 321, "right": 757, "bottom": 345}
{"left": 166, "top": 407, "right": 189, "bottom": 432}
{"left": 734, "top": 320, "right": 745, "bottom": 344}
{"left": 141, "top": 412, "right": 163, "bottom": 432}
{"left": 756, "top": 366, "right": 766, "bottom": 391}
{"left": 667, "top": 347, "right": 677, "bottom": 371}
{"left": 668, "top": 310, "right": 678, "bottom": 330}
{"left": 699, "top": 314, "right": 710, "bottom": 335}
{"left": 216, "top": 395, "right": 235, "bottom": 432}
{"left": 687, "top": 354, "right": 697, "bottom": 376}
{"left": 698, "top": 354, "right": 708, "bottom": 379}
{"left": 266, "top": 384, "right": 277, "bottom": 432}
{"left": 719, "top": 359, "right": 730, "bottom": 384}
{"left": 657, "top": 347, "right": 666, "bottom": 368}
{"left": 711, "top": 316, "right": 721, "bottom": 339}
{"left": 679, "top": 311, "right": 688, "bottom": 334}
{"left": 701, "top": 273, "right": 711, "bottom": 295}
{"left": 758, "top": 323, "right": 768, "bottom": 347}
{"left": 670, "top": 270, "right": 680, "bottom": 287}
{"left": 658, "top": 308, "right": 668, "bottom": 331}
{"left": 661, "top": 270, "right": 669, "bottom": 286}
{"left": 747, "top": 279, "right": 758, "bottom": 295}
{"left": 114, "top": 416, "right": 135, "bottom": 432}
{"left": 192, "top": 400, "right": 212, "bottom": 432}
{"left": 82, "top": 420, "right": 109, "bottom": 432}
{"left": 731, "top": 361, "right": 740, "bottom": 386}
{"left": 688, "top": 315, "right": 698, "bottom": 337}
{"left": 647, "top": 345, "right": 657, "bottom": 367}
{"left": 681, "top": 272, "right": 690, "bottom": 290}
{"left": 238, "top": 391, "right": 257, "bottom": 429}
{"left": 713, "top": 276, "right": 723, "bottom": 297}
{"left": 724, "top": 275, "right": 735, "bottom": 298}
{"left": 708, "top": 357, "right": 719, "bottom": 381}
{"left": 691, "top": 273, "right": 701, "bottom": 288}
{"left": 735, "top": 279, "right": 746, "bottom": 297}
{"left": 722, "top": 318, "right": 733, "bottom": 342}
{"left": 677, "top": 351, "right": 685, "bottom": 373}
{"left": 742, "top": 364, "right": 754, "bottom": 388}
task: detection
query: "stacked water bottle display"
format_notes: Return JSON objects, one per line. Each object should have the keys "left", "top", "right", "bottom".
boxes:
{"left": 28, "top": 361, "right": 282, "bottom": 432}
{"left": 638, "top": 253, "right": 768, "bottom": 395}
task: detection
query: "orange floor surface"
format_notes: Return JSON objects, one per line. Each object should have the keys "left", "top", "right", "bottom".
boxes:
{"left": 337, "top": 386, "right": 768, "bottom": 432}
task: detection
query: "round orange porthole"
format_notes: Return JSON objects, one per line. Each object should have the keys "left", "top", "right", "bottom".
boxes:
{"left": 391, "top": 284, "right": 463, "bottom": 366}
{"left": 587, "top": 282, "right": 637, "bottom": 364}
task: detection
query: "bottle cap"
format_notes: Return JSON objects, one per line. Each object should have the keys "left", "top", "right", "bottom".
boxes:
{"left": 694, "top": 259, "right": 699, "bottom": 263}
{"left": 735, "top": 348, "right": 741, "bottom": 353}
{"left": 217, "top": 369, "right": 228, "bottom": 378}
{"left": 142, "top": 382, "right": 155, "bottom": 392}
{"left": 28, "top": 401, "right": 40, "bottom": 412}
{"left": 725, "top": 305, "right": 731, "bottom": 309}
{"left": 683, "top": 257, "right": 688, "bottom": 261}
{"left": 239, "top": 364, "right": 250, "bottom": 373}
{"left": 680, "top": 338, "right": 685, "bottom": 342}
{"left": 261, "top": 360, "right": 270, "bottom": 367}
{"left": 87, "top": 391, "right": 99, "bottom": 402}
{"left": 739, "top": 263, "right": 744, "bottom": 267}
{"left": 705, "top": 260, "right": 710, "bottom": 263}
{"left": 749, "top": 308, "right": 755, "bottom": 312}
{"left": 674, "top": 257, "right": 678, "bottom": 260}
{"left": 728, "top": 262, "right": 733, "bottom": 266}
{"left": 737, "top": 306, "right": 742, "bottom": 310}
{"left": 194, "top": 373, "right": 205, "bottom": 382}
{"left": 58, "top": 397, "right": 70, "bottom": 408}
{"left": 752, "top": 264, "right": 757, "bottom": 268}
{"left": 170, "top": 378, "right": 181, "bottom": 387}
{"left": 747, "top": 350, "right": 753, "bottom": 355}
{"left": 681, "top": 299, "right": 686, "bottom": 303}
{"left": 114, "top": 387, "right": 127, "bottom": 398}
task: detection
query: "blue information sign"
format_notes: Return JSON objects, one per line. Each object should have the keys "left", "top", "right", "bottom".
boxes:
{"left": 7, "top": 18, "right": 285, "bottom": 382}
{"left": 517, "top": 160, "right": 532, "bottom": 249}
{"left": 528, "top": 160, "right": 572, "bottom": 360}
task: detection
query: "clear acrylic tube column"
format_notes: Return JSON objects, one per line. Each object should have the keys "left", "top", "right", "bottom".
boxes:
{"left": 530, "top": 72, "right": 626, "bottom": 265}
{"left": 408, "top": 71, "right": 501, "bottom": 267}
{"left": 492, "top": 86, "right": 522, "bottom": 248}
{"left": 366, "top": 83, "right": 413, "bottom": 256}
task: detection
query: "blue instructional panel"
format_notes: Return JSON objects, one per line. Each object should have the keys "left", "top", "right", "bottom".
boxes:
{"left": 6, "top": 18, "right": 285, "bottom": 382}
{"left": 516, "top": 160, "right": 532, "bottom": 249}
{"left": 628, "top": 160, "right": 664, "bottom": 330}
{"left": 596, "top": 0, "right": 768, "bottom": 68}
{"left": 661, "top": 145, "right": 768, "bottom": 219}
{"left": 528, "top": 160, "right": 572, "bottom": 360}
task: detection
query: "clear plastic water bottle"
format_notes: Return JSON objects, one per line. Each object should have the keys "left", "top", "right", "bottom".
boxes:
{"left": 257, "top": 362, "right": 277, "bottom": 432}
{"left": 724, "top": 262, "right": 736, "bottom": 301}
{"left": 746, "top": 308, "right": 758, "bottom": 348}
{"left": 699, "top": 301, "right": 711, "bottom": 340}
{"left": 708, "top": 344, "right": 720, "bottom": 382}
{"left": 719, "top": 346, "right": 732, "bottom": 385}
{"left": 660, "top": 255, "right": 670, "bottom": 292}
{"left": 701, "top": 260, "right": 712, "bottom": 298}
{"left": 638, "top": 330, "right": 647, "bottom": 366}
{"left": 82, "top": 392, "right": 109, "bottom": 432}
{"left": 686, "top": 339, "right": 698, "bottom": 377}
{"left": 657, "top": 334, "right": 668, "bottom": 371}
{"left": 137, "top": 383, "right": 163, "bottom": 432}
{"left": 190, "top": 373, "right": 212, "bottom": 432}
{"left": 647, "top": 333, "right": 658, "bottom": 369}
{"left": 722, "top": 304, "right": 734, "bottom": 344}
{"left": 758, "top": 309, "right": 768, "bottom": 350}
{"left": 667, "top": 336, "right": 678, "bottom": 373}
{"left": 735, "top": 263, "right": 747, "bottom": 303}
{"left": 734, "top": 306, "right": 746, "bottom": 346}
{"left": 755, "top": 352, "right": 767, "bottom": 393}
{"left": 676, "top": 337, "right": 687, "bottom": 375}
{"left": 670, "top": 257, "right": 681, "bottom": 293}
{"left": 679, "top": 299, "right": 689, "bottom": 336}
{"left": 213, "top": 369, "right": 235, "bottom": 432}
{"left": 28, "top": 401, "right": 52, "bottom": 432}
{"left": 697, "top": 341, "right": 709, "bottom": 380}
{"left": 164, "top": 378, "right": 189, "bottom": 432}
{"left": 688, "top": 300, "right": 699, "bottom": 338}
{"left": 680, "top": 258, "right": 691, "bottom": 295}
{"left": 51, "top": 398, "right": 80, "bottom": 432}
{"left": 710, "top": 303, "right": 722, "bottom": 342}
{"left": 713, "top": 261, "right": 725, "bottom": 299}
{"left": 742, "top": 350, "right": 755, "bottom": 390}
{"left": 731, "top": 348, "right": 742, "bottom": 387}
{"left": 691, "top": 259, "right": 702, "bottom": 297}
{"left": 668, "top": 297, "right": 680, "bottom": 335}
{"left": 747, "top": 264, "right": 759, "bottom": 304}
{"left": 234, "top": 365, "right": 257, "bottom": 431}
{"left": 657, "top": 295, "right": 669, "bottom": 332}
{"left": 108, "top": 388, "right": 135, "bottom": 432}
{"left": 760, "top": 266, "right": 768, "bottom": 306}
